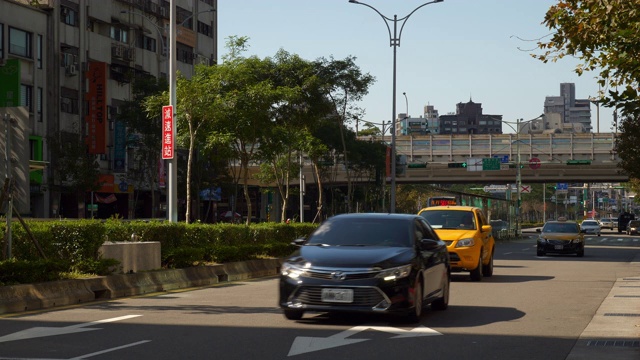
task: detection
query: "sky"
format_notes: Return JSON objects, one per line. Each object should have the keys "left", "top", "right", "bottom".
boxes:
{"left": 217, "top": 0, "right": 616, "bottom": 134}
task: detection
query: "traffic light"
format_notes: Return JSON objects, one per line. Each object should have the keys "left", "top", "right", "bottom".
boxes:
{"left": 448, "top": 162, "right": 467, "bottom": 168}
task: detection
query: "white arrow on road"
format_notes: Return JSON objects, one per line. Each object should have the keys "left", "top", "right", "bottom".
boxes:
{"left": 0, "top": 315, "right": 142, "bottom": 343}
{"left": 288, "top": 325, "right": 441, "bottom": 356}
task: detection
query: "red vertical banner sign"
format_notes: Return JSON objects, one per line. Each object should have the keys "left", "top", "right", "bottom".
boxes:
{"left": 162, "top": 105, "right": 174, "bottom": 159}
{"left": 85, "top": 61, "right": 107, "bottom": 154}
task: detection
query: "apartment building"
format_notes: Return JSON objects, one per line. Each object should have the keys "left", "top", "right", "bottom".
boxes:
{"left": 0, "top": 0, "right": 217, "bottom": 219}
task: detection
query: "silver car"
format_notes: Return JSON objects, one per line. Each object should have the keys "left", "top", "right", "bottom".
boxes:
{"left": 598, "top": 218, "right": 615, "bottom": 230}
{"left": 581, "top": 220, "right": 601, "bottom": 236}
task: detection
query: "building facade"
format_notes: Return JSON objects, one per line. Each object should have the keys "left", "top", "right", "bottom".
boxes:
{"left": 0, "top": 0, "right": 217, "bottom": 219}
{"left": 543, "top": 82, "right": 592, "bottom": 133}
{"left": 438, "top": 99, "right": 502, "bottom": 135}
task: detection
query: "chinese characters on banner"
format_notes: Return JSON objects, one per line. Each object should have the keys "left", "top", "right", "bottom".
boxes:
{"left": 162, "top": 105, "right": 174, "bottom": 159}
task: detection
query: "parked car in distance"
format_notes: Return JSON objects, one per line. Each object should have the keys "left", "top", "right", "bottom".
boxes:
{"left": 536, "top": 218, "right": 585, "bottom": 257}
{"left": 279, "top": 213, "right": 451, "bottom": 322}
{"left": 418, "top": 206, "right": 495, "bottom": 281}
{"left": 580, "top": 219, "right": 602, "bottom": 236}
{"left": 598, "top": 218, "right": 615, "bottom": 230}
{"left": 626, "top": 220, "right": 640, "bottom": 235}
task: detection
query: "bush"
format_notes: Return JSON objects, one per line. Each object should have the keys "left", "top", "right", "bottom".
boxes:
{"left": 0, "top": 219, "right": 318, "bottom": 284}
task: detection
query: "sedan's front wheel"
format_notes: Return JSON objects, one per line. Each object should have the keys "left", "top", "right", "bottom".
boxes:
{"left": 283, "top": 309, "right": 304, "bottom": 320}
{"left": 406, "top": 280, "right": 423, "bottom": 323}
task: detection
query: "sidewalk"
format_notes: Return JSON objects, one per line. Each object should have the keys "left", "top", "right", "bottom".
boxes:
{"left": 566, "top": 253, "right": 640, "bottom": 359}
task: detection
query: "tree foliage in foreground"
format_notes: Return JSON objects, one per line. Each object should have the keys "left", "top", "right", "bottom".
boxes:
{"left": 534, "top": 0, "right": 640, "bottom": 178}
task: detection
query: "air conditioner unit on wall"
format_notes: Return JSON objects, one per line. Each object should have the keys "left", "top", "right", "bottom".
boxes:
{"left": 65, "top": 64, "right": 78, "bottom": 76}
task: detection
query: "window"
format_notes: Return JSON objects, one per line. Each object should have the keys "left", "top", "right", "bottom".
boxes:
{"left": 197, "top": 21, "right": 213, "bottom": 37}
{"left": 137, "top": 33, "right": 157, "bottom": 53}
{"left": 61, "top": 96, "right": 79, "bottom": 114}
{"left": 36, "top": 35, "right": 42, "bottom": 68}
{"left": 110, "top": 26, "right": 129, "bottom": 43}
{"left": 20, "top": 84, "right": 33, "bottom": 112}
{"left": 37, "top": 87, "right": 43, "bottom": 122}
{"left": 9, "top": 27, "right": 32, "bottom": 58}
{"left": 61, "top": 6, "right": 78, "bottom": 27}
{"left": 0, "top": 24, "right": 4, "bottom": 58}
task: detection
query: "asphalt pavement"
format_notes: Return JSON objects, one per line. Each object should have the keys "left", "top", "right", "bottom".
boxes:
{"left": 521, "top": 228, "right": 640, "bottom": 359}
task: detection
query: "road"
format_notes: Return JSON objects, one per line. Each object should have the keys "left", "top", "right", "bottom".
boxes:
{"left": 1, "top": 233, "right": 638, "bottom": 360}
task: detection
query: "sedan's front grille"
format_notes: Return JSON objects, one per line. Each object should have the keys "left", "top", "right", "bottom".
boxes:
{"left": 548, "top": 239, "right": 570, "bottom": 245}
{"left": 293, "top": 286, "right": 385, "bottom": 307}
{"left": 305, "top": 270, "right": 377, "bottom": 280}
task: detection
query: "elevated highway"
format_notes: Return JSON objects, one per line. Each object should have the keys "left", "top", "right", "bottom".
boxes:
{"left": 238, "top": 133, "right": 626, "bottom": 186}
{"left": 387, "top": 132, "right": 625, "bottom": 183}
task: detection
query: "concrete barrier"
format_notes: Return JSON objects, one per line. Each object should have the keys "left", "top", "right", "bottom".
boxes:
{"left": 0, "top": 258, "right": 283, "bottom": 315}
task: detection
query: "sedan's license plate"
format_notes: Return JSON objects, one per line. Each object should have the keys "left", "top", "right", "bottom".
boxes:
{"left": 321, "top": 288, "right": 353, "bottom": 303}
{"left": 555, "top": 245, "right": 564, "bottom": 250}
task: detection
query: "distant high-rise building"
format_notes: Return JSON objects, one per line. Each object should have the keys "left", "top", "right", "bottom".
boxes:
{"left": 543, "top": 83, "right": 592, "bottom": 133}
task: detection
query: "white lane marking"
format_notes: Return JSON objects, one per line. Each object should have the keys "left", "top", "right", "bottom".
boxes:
{"left": 68, "top": 340, "right": 151, "bottom": 359}
{"left": 0, "top": 315, "right": 142, "bottom": 343}
{"left": 288, "top": 325, "right": 441, "bottom": 356}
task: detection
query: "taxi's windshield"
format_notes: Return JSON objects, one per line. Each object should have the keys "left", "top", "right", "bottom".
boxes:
{"left": 420, "top": 210, "right": 476, "bottom": 230}
{"left": 542, "top": 223, "right": 579, "bottom": 233}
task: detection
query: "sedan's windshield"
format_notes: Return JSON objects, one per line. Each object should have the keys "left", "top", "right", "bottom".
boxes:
{"left": 543, "top": 223, "right": 579, "bottom": 233}
{"left": 582, "top": 221, "right": 598, "bottom": 226}
{"left": 307, "top": 218, "right": 412, "bottom": 247}
{"left": 420, "top": 210, "right": 476, "bottom": 230}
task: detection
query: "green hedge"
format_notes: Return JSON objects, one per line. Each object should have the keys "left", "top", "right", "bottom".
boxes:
{"left": 0, "top": 220, "right": 317, "bottom": 284}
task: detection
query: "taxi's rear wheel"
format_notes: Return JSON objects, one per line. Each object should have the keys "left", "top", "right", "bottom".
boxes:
{"left": 470, "top": 254, "right": 483, "bottom": 282}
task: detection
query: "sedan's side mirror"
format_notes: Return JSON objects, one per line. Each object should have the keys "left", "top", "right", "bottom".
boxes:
{"left": 291, "top": 238, "right": 307, "bottom": 246}
{"left": 419, "top": 238, "right": 442, "bottom": 251}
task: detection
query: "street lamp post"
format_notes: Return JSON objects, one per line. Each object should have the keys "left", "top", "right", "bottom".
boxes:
{"left": 349, "top": 0, "right": 443, "bottom": 213}
{"left": 500, "top": 114, "right": 543, "bottom": 237}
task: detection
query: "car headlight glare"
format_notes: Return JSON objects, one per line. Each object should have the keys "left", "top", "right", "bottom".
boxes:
{"left": 281, "top": 263, "right": 307, "bottom": 279}
{"left": 376, "top": 264, "right": 412, "bottom": 281}
{"left": 455, "top": 238, "right": 475, "bottom": 248}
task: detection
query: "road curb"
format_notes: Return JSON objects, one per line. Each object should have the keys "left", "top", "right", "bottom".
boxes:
{"left": 0, "top": 258, "right": 283, "bottom": 315}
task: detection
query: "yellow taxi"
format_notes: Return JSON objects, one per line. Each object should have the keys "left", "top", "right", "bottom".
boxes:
{"left": 536, "top": 217, "right": 585, "bottom": 257}
{"left": 418, "top": 206, "right": 495, "bottom": 281}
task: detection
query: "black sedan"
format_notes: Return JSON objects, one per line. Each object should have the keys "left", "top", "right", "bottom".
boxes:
{"left": 279, "top": 213, "right": 450, "bottom": 322}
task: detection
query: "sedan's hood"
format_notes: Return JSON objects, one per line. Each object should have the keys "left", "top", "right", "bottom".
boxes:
{"left": 540, "top": 232, "right": 581, "bottom": 240}
{"left": 433, "top": 229, "right": 476, "bottom": 241}
{"left": 289, "top": 246, "right": 414, "bottom": 269}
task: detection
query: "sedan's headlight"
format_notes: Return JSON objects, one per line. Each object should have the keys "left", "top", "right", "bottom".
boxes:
{"left": 281, "top": 263, "right": 308, "bottom": 279}
{"left": 455, "top": 238, "right": 475, "bottom": 248}
{"left": 571, "top": 238, "right": 582, "bottom": 243}
{"left": 376, "top": 264, "right": 412, "bottom": 281}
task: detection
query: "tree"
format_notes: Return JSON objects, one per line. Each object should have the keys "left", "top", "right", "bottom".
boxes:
{"left": 120, "top": 75, "right": 167, "bottom": 218}
{"left": 534, "top": 0, "right": 640, "bottom": 176}
{"left": 145, "top": 65, "right": 221, "bottom": 223}
{"left": 314, "top": 56, "right": 375, "bottom": 212}
{"left": 47, "top": 128, "right": 100, "bottom": 217}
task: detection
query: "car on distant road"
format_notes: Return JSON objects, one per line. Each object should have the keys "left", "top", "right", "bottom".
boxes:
{"left": 536, "top": 218, "right": 585, "bottom": 257}
{"left": 625, "top": 220, "right": 640, "bottom": 235}
{"left": 419, "top": 206, "right": 495, "bottom": 281}
{"left": 279, "top": 213, "right": 450, "bottom": 322}
{"left": 598, "top": 218, "right": 615, "bottom": 230}
{"left": 580, "top": 220, "right": 601, "bottom": 236}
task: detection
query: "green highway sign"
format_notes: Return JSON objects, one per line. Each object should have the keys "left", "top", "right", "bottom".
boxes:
{"left": 482, "top": 157, "right": 501, "bottom": 171}
{"left": 566, "top": 160, "right": 592, "bottom": 165}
